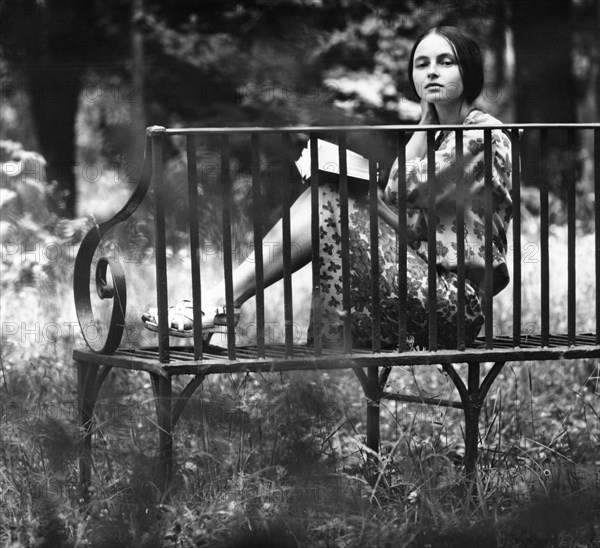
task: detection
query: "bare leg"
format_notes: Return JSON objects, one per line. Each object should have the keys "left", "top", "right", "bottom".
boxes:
{"left": 210, "top": 186, "right": 313, "bottom": 307}
{"left": 142, "top": 186, "right": 315, "bottom": 333}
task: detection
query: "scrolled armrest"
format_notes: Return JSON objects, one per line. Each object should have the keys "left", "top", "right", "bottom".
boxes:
{"left": 74, "top": 139, "right": 152, "bottom": 354}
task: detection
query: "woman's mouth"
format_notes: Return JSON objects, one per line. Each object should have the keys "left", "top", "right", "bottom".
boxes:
{"left": 425, "top": 83, "right": 443, "bottom": 90}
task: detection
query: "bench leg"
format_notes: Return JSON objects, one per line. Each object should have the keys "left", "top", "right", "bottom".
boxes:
{"left": 352, "top": 365, "right": 381, "bottom": 481}
{"left": 76, "top": 360, "right": 112, "bottom": 503}
{"left": 77, "top": 360, "right": 96, "bottom": 503}
{"left": 353, "top": 366, "right": 381, "bottom": 457}
{"left": 464, "top": 362, "right": 482, "bottom": 482}
{"left": 151, "top": 373, "right": 173, "bottom": 495}
{"left": 366, "top": 365, "right": 380, "bottom": 454}
{"left": 443, "top": 361, "right": 506, "bottom": 486}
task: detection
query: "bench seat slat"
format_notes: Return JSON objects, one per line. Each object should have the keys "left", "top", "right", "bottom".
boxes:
{"left": 74, "top": 334, "right": 600, "bottom": 373}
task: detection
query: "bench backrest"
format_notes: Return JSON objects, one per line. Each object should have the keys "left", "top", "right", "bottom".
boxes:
{"left": 74, "top": 123, "right": 600, "bottom": 362}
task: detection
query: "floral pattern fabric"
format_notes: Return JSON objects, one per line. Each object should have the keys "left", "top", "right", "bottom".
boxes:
{"left": 385, "top": 108, "right": 513, "bottom": 295}
{"left": 310, "top": 184, "right": 485, "bottom": 350}
{"left": 309, "top": 109, "right": 512, "bottom": 350}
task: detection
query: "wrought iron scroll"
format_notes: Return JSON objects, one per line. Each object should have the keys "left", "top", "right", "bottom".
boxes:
{"left": 74, "top": 134, "right": 154, "bottom": 354}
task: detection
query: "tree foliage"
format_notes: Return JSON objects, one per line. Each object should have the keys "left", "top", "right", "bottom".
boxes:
{"left": 1, "top": 0, "right": 596, "bottom": 221}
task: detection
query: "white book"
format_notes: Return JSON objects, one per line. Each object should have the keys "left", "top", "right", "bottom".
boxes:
{"left": 295, "top": 139, "right": 375, "bottom": 182}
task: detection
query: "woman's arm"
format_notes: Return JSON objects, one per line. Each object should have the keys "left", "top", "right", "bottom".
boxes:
{"left": 377, "top": 101, "right": 438, "bottom": 236}
{"left": 381, "top": 99, "right": 438, "bottom": 209}
{"left": 404, "top": 99, "right": 439, "bottom": 162}
{"left": 377, "top": 191, "right": 406, "bottom": 235}
{"left": 377, "top": 188, "right": 427, "bottom": 244}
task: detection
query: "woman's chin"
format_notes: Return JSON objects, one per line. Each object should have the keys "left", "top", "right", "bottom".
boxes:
{"left": 424, "top": 95, "right": 462, "bottom": 106}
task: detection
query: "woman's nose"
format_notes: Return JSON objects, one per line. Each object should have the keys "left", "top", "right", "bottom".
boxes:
{"left": 427, "top": 63, "right": 439, "bottom": 77}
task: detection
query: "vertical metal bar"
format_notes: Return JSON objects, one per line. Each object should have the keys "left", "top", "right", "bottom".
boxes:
{"left": 567, "top": 129, "right": 576, "bottom": 345}
{"left": 540, "top": 129, "right": 550, "bottom": 347}
{"left": 251, "top": 134, "right": 265, "bottom": 357}
{"left": 455, "top": 129, "right": 466, "bottom": 350}
{"left": 339, "top": 133, "right": 352, "bottom": 353}
{"left": 367, "top": 144, "right": 380, "bottom": 451}
{"left": 369, "top": 146, "right": 381, "bottom": 352}
{"left": 397, "top": 131, "right": 408, "bottom": 352}
{"left": 427, "top": 129, "right": 437, "bottom": 351}
{"left": 186, "top": 135, "right": 203, "bottom": 359}
{"left": 221, "top": 134, "right": 236, "bottom": 360}
{"left": 310, "top": 135, "right": 322, "bottom": 356}
{"left": 511, "top": 128, "right": 522, "bottom": 347}
{"left": 484, "top": 129, "right": 494, "bottom": 349}
{"left": 596, "top": 129, "right": 600, "bottom": 345}
{"left": 152, "top": 131, "right": 170, "bottom": 362}
{"left": 281, "top": 134, "right": 294, "bottom": 356}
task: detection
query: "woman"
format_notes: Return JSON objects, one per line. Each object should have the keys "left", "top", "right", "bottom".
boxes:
{"left": 143, "top": 26, "right": 512, "bottom": 349}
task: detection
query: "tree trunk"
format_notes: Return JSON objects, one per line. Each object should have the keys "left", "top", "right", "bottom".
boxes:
{"left": 511, "top": 0, "right": 574, "bottom": 123}
{"left": 595, "top": 0, "right": 600, "bottom": 120}
{"left": 131, "top": 0, "right": 147, "bottom": 164}
{"left": 27, "top": 66, "right": 83, "bottom": 218}
{"left": 510, "top": 0, "right": 575, "bottom": 200}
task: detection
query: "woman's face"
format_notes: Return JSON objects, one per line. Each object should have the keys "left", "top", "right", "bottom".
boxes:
{"left": 412, "top": 33, "right": 464, "bottom": 105}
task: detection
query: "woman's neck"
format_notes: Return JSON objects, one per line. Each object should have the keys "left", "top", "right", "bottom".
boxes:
{"left": 435, "top": 102, "right": 475, "bottom": 125}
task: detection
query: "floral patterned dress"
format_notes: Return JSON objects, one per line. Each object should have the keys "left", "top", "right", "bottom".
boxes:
{"left": 310, "top": 109, "right": 513, "bottom": 350}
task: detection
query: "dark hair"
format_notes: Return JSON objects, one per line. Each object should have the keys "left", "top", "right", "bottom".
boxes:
{"left": 408, "top": 26, "right": 484, "bottom": 104}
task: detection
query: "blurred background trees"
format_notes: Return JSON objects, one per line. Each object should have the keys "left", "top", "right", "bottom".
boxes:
{"left": 0, "top": 0, "right": 598, "bottom": 223}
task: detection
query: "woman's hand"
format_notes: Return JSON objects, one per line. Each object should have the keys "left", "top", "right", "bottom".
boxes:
{"left": 401, "top": 99, "right": 437, "bottom": 163}
{"left": 377, "top": 194, "right": 399, "bottom": 232}
{"left": 419, "top": 99, "right": 439, "bottom": 125}
{"left": 377, "top": 196, "right": 419, "bottom": 245}
{"left": 377, "top": 190, "right": 415, "bottom": 243}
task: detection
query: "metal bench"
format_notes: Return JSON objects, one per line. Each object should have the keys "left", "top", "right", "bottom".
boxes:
{"left": 73, "top": 122, "right": 600, "bottom": 499}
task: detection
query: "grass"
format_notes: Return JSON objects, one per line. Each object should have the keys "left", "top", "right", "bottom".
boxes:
{"left": 2, "top": 200, "right": 600, "bottom": 546}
